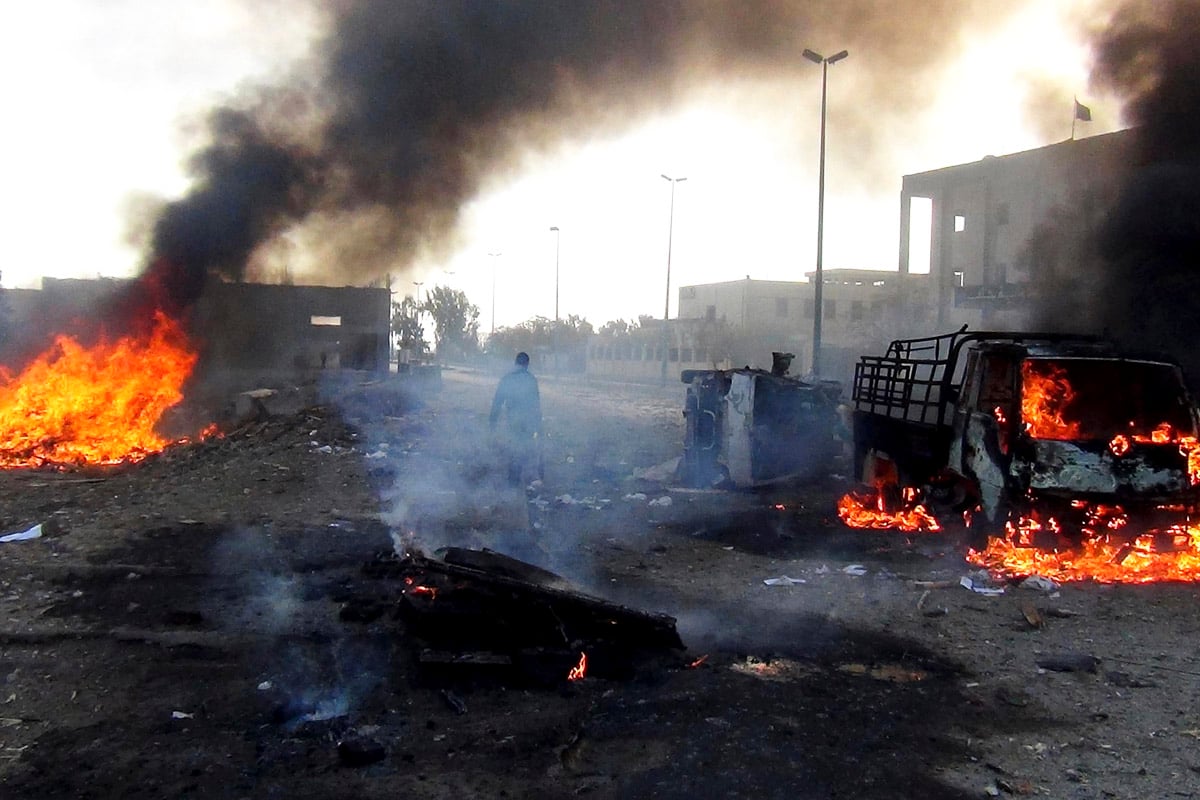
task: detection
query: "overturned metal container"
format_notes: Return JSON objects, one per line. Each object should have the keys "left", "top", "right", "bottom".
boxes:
{"left": 679, "top": 353, "right": 843, "bottom": 488}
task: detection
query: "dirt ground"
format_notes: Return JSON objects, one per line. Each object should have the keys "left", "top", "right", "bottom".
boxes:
{"left": 2, "top": 367, "right": 1200, "bottom": 799}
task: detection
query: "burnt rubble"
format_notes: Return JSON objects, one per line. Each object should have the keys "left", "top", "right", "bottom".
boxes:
{"left": 359, "top": 546, "right": 685, "bottom": 686}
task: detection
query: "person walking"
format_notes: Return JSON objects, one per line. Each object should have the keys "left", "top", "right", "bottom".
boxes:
{"left": 489, "top": 352, "right": 542, "bottom": 485}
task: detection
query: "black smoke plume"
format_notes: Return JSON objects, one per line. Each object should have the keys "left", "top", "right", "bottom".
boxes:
{"left": 1089, "top": 0, "right": 1200, "bottom": 378}
{"left": 132, "top": 0, "right": 1013, "bottom": 312}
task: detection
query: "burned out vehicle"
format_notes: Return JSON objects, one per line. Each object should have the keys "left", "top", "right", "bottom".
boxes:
{"left": 850, "top": 327, "right": 1200, "bottom": 525}
{"left": 679, "top": 353, "right": 843, "bottom": 488}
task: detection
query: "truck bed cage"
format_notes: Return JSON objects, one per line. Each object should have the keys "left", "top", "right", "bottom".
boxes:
{"left": 852, "top": 327, "right": 1102, "bottom": 428}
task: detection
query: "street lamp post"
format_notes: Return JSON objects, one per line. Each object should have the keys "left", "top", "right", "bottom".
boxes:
{"left": 802, "top": 47, "right": 848, "bottom": 377}
{"left": 660, "top": 174, "right": 687, "bottom": 383}
{"left": 412, "top": 281, "right": 425, "bottom": 357}
{"left": 549, "top": 227, "right": 560, "bottom": 322}
{"left": 488, "top": 252, "right": 501, "bottom": 335}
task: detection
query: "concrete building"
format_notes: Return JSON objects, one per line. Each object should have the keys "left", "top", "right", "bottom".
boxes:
{"left": 590, "top": 130, "right": 1133, "bottom": 386}
{"left": 0, "top": 278, "right": 391, "bottom": 381}
{"left": 899, "top": 130, "right": 1130, "bottom": 329}
{"left": 674, "top": 270, "right": 931, "bottom": 383}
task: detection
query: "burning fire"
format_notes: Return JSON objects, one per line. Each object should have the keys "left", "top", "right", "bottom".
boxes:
{"left": 567, "top": 651, "right": 588, "bottom": 681}
{"left": 0, "top": 311, "right": 205, "bottom": 468}
{"left": 1113, "top": 422, "right": 1200, "bottom": 486}
{"left": 837, "top": 484, "right": 941, "bottom": 533}
{"left": 968, "top": 503, "right": 1200, "bottom": 583}
{"left": 403, "top": 577, "right": 438, "bottom": 600}
{"left": 1021, "top": 361, "right": 1080, "bottom": 439}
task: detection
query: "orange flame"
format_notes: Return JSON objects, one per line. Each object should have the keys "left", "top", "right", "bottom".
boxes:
{"left": 1021, "top": 361, "right": 1081, "bottom": 439}
{"left": 837, "top": 485, "right": 942, "bottom": 533}
{"left": 403, "top": 577, "right": 438, "bottom": 600}
{"left": 0, "top": 311, "right": 202, "bottom": 468}
{"left": 567, "top": 651, "right": 588, "bottom": 681}
{"left": 967, "top": 503, "right": 1200, "bottom": 583}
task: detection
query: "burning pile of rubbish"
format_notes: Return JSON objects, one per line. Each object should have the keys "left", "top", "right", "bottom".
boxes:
{"left": 0, "top": 308, "right": 216, "bottom": 469}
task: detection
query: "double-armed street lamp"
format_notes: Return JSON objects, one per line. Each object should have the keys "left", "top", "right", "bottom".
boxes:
{"left": 801, "top": 47, "right": 848, "bottom": 377}
{"left": 660, "top": 174, "right": 687, "bottom": 383}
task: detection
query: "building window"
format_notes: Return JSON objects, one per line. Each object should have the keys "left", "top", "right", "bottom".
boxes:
{"left": 669, "top": 348, "right": 679, "bottom": 363}
{"left": 824, "top": 299, "right": 837, "bottom": 320}
{"left": 705, "top": 305, "right": 716, "bottom": 322}
{"left": 804, "top": 299, "right": 815, "bottom": 319}
{"left": 681, "top": 348, "right": 693, "bottom": 363}
{"left": 850, "top": 300, "right": 864, "bottom": 321}
{"left": 953, "top": 270, "right": 965, "bottom": 288}
{"left": 954, "top": 214, "right": 966, "bottom": 233}
{"left": 996, "top": 203, "right": 1010, "bottom": 225}
{"left": 775, "top": 297, "right": 788, "bottom": 317}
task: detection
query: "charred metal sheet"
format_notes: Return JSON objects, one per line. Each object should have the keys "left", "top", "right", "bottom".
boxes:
{"left": 1021, "top": 441, "right": 1192, "bottom": 497}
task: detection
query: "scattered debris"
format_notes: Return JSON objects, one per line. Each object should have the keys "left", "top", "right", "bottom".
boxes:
{"left": 439, "top": 689, "right": 468, "bottom": 715}
{"left": 1019, "top": 575, "right": 1060, "bottom": 593}
{"left": 730, "top": 656, "right": 817, "bottom": 683}
{"left": 960, "top": 574, "right": 1005, "bottom": 596}
{"left": 1043, "top": 607, "right": 1081, "bottom": 619}
{"left": 0, "top": 524, "right": 42, "bottom": 543}
{"left": 1036, "top": 653, "right": 1100, "bottom": 673}
{"left": 1019, "top": 602, "right": 1045, "bottom": 629}
{"left": 648, "top": 496, "right": 673, "bottom": 508}
{"left": 837, "top": 662, "right": 929, "bottom": 683}
{"left": 842, "top": 564, "right": 868, "bottom": 576}
{"left": 1105, "top": 670, "right": 1156, "bottom": 688}
{"left": 368, "top": 547, "right": 683, "bottom": 684}
{"left": 762, "top": 576, "right": 806, "bottom": 586}
{"left": 633, "top": 457, "right": 680, "bottom": 483}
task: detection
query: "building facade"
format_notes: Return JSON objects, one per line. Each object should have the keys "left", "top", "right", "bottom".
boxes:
{"left": 899, "top": 130, "right": 1130, "bottom": 330}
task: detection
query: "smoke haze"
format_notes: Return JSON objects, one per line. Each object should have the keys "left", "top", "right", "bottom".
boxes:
{"left": 141, "top": 0, "right": 1026, "bottom": 308}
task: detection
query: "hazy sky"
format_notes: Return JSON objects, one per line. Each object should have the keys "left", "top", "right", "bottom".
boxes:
{"left": 1, "top": 1, "right": 1119, "bottom": 332}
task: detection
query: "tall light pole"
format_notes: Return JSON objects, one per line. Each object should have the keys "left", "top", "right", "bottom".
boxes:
{"left": 802, "top": 47, "right": 848, "bottom": 377}
{"left": 488, "top": 252, "right": 501, "bottom": 335}
{"left": 549, "top": 226, "right": 560, "bottom": 322}
{"left": 660, "top": 174, "right": 687, "bottom": 383}
{"left": 412, "top": 281, "right": 425, "bottom": 356}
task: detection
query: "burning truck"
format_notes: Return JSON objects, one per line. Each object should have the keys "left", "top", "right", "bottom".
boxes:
{"left": 840, "top": 328, "right": 1200, "bottom": 582}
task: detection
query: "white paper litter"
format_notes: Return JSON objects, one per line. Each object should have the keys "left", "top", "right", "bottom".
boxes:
{"left": 0, "top": 524, "right": 43, "bottom": 543}
{"left": 960, "top": 575, "right": 1005, "bottom": 595}
{"left": 763, "top": 576, "right": 807, "bottom": 586}
{"left": 648, "top": 496, "right": 673, "bottom": 507}
{"left": 842, "top": 564, "right": 867, "bottom": 576}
